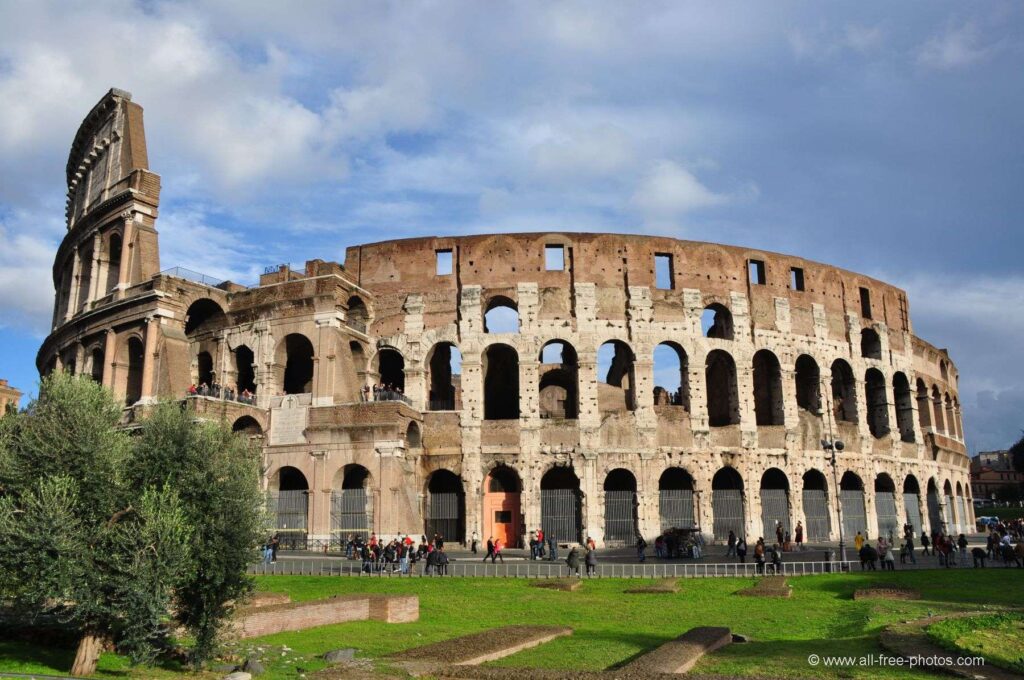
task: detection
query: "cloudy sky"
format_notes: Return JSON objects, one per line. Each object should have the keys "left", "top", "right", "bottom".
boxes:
{"left": 0, "top": 1, "right": 1021, "bottom": 453}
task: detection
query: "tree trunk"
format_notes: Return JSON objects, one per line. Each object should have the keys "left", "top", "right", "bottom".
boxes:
{"left": 70, "top": 632, "right": 102, "bottom": 677}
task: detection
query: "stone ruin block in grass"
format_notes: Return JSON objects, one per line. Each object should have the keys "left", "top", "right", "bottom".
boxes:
{"left": 530, "top": 578, "right": 583, "bottom": 592}
{"left": 621, "top": 626, "right": 733, "bottom": 675}
{"left": 738, "top": 576, "right": 792, "bottom": 598}
{"left": 625, "top": 579, "right": 681, "bottom": 594}
{"left": 392, "top": 625, "right": 573, "bottom": 670}
{"left": 231, "top": 594, "right": 418, "bottom": 638}
{"left": 853, "top": 587, "right": 921, "bottom": 601}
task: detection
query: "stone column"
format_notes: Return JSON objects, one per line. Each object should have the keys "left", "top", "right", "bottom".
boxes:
{"left": 87, "top": 232, "right": 102, "bottom": 304}
{"left": 140, "top": 316, "right": 159, "bottom": 402}
{"left": 65, "top": 250, "right": 82, "bottom": 322}
{"left": 310, "top": 451, "right": 331, "bottom": 542}
{"left": 116, "top": 212, "right": 134, "bottom": 300}
{"left": 102, "top": 329, "right": 117, "bottom": 389}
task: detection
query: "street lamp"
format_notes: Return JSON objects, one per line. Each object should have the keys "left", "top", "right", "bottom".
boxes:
{"left": 819, "top": 379, "right": 847, "bottom": 563}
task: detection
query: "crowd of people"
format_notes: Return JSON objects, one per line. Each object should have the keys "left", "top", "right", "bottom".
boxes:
{"left": 187, "top": 382, "right": 256, "bottom": 404}
{"left": 333, "top": 532, "right": 455, "bottom": 575}
{"left": 360, "top": 383, "right": 409, "bottom": 403}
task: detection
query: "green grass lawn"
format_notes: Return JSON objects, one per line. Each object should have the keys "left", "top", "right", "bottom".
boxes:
{"left": 2, "top": 569, "right": 1023, "bottom": 679}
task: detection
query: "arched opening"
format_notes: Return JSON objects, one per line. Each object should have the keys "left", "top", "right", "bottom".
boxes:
{"left": 926, "top": 478, "right": 943, "bottom": 535}
{"left": 406, "top": 422, "right": 421, "bottom": 448}
{"left": 795, "top": 355, "right": 821, "bottom": 414}
{"left": 539, "top": 340, "right": 578, "bottom": 419}
{"left": 271, "top": 466, "right": 309, "bottom": 548}
{"left": 942, "top": 480, "right": 955, "bottom": 534}
{"left": 484, "top": 296, "right": 519, "bottom": 333}
{"left": 702, "top": 304, "right": 733, "bottom": 340}
{"left": 540, "top": 466, "right": 582, "bottom": 543}
{"left": 892, "top": 372, "right": 914, "bottom": 442}
{"left": 346, "top": 295, "right": 368, "bottom": 332}
{"left": 232, "top": 416, "right": 263, "bottom": 436}
{"left": 940, "top": 360, "right": 949, "bottom": 383}
{"left": 860, "top": 328, "right": 882, "bottom": 360}
{"left": 955, "top": 481, "right": 967, "bottom": 535}
{"left": 903, "top": 475, "right": 923, "bottom": 536}
{"left": 874, "top": 474, "right": 898, "bottom": 539}
{"left": 603, "top": 469, "right": 638, "bottom": 546}
{"left": 653, "top": 342, "right": 689, "bottom": 409}
{"left": 427, "top": 342, "right": 462, "bottom": 410}
{"left": 77, "top": 242, "right": 93, "bottom": 313}
{"left": 425, "top": 470, "right": 465, "bottom": 543}
{"left": 184, "top": 298, "right": 227, "bottom": 337}
{"left": 760, "top": 468, "right": 790, "bottom": 539}
{"left": 801, "top": 469, "right": 831, "bottom": 541}
{"left": 279, "top": 334, "right": 315, "bottom": 395}
{"left": 124, "top": 336, "right": 144, "bottom": 406}
{"left": 944, "top": 393, "right": 956, "bottom": 439}
{"left": 105, "top": 232, "right": 122, "bottom": 293}
{"left": 706, "top": 350, "right": 739, "bottom": 427}
{"left": 753, "top": 350, "right": 784, "bottom": 426}
{"left": 483, "top": 344, "right": 519, "bottom": 419}
{"left": 839, "top": 472, "right": 867, "bottom": 540}
{"left": 196, "top": 351, "right": 214, "bottom": 388}
{"left": 711, "top": 467, "right": 744, "bottom": 541}
{"left": 484, "top": 465, "right": 522, "bottom": 548}
{"left": 234, "top": 345, "right": 256, "bottom": 395}
{"left": 931, "top": 386, "right": 945, "bottom": 434}
{"left": 598, "top": 340, "right": 636, "bottom": 412}
{"left": 659, "top": 468, "right": 695, "bottom": 532}
{"left": 376, "top": 347, "right": 405, "bottom": 393}
{"left": 916, "top": 378, "right": 932, "bottom": 430}
{"left": 89, "top": 347, "right": 104, "bottom": 383}
{"left": 350, "top": 341, "right": 367, "bottom": 396}
{"left": 865, "top": 368, "right": 890, "bottom": 438}
{"left": 830, "top": 360, "right": 857, "bottom": 423}
{"left": 331, "top": 464, "right": 373, "bottom": 542}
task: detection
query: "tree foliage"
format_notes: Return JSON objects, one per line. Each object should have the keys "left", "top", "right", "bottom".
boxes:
{"left": 1010, "top": 431, "right": 1024, "bottom": 475}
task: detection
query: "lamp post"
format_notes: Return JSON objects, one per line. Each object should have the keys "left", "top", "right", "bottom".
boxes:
{"left": 819, "top": 379, "right": 847, "bottom": 563}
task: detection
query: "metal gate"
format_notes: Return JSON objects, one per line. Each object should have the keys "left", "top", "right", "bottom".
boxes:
{"left": 425, "top": 492, "right": 464, "bottom": 543}
{"left": 760, "top": 489, "right": 790, "bottom": 539}
{"left": 839, "top": 489, "right": 867, "bottom": 540}
{"left": 875, "top": 491, "right": 899, "bottom": 540}
{"left": 927, "top": 490, "right": 942, "bottom": 535}
{"left": 330, "top": 489, "right": 373, "bottom": 542}
{"left": 604, "top": 491, "right": 637, "bottom": 545}
{"left": 659, "top": 489, "right": 694, "bottom": 532}
{"left": 269, "top": 490, "right": 308, "bottom": 548}
{"left": 712, "top": 490, "right": 744, "bottom": 541}
{"left": 956, "top": 496, "right": 968, "bottom": 534}
{"left": 943, "top": 495, "right": 955, "bottom": 534}
{"left": 903, "top": 493, "right": 923, "bottom": 536}
{"left": 541, "top": 488, "right": 581, "bottom": 543}
{"left": 802, "top": 489, "right": 831, "bottom": 541}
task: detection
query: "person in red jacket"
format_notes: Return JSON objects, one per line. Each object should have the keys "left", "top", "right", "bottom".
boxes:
{"left": 493, "top": 537, "right": 505, "bottom": 563}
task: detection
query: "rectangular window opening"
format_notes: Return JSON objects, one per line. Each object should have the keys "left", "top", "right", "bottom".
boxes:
{"left": 859, "top": 287, "right": 872, "bottom": 319}
{"left": 545, "top": 244, "right": 565, "bottom": 271}
{"left": 748, "top": 259, "right": 766, "bottom": 285}
{"left": 655, "top": 253, "right": 674, "bottom": 290}
{"left": 790, "top": 267, "right": 805, "bottom": 291}
{"left": 494, "top": 510, "right": 512, "bottom": 523}
{"left": 436, "top": 249, "right": 453, "bottom": 276}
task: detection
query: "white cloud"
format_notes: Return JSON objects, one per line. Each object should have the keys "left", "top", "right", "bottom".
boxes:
{"left": 917, "top": 21, "right": 999, "bottom": 70}
{"left": 630, "top": 160, "right": 729, "bottom": 225}
{"left": 0, "top": 216, "right": 62, "bottom": 333}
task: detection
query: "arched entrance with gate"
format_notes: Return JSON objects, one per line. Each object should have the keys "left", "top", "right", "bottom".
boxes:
{"left": 483, "top": 466, "right": 522, "bottom": 548}
{"left": 270, "top": 466, "right": 309, "bottom": 549}
{"left": 955, "top": 482, "right": 968, "bottom": 535}
{"left": 760, "top": 468, "right": 791, "bottom": 539}
{"left": 711, "top": 467, "right": 744, "bottom": 541}
{"left": 541, "top": 466, "right": 582, "bottom": 544}
{"left": 839, "top": 472, "right": 868, "bottom": 540}
{"left": 801, "top": 469, "right": 831, "bottom": 541}
{"left": 943, "top": 480, "right": 955, "bottom": 534}
{"left": 926, "top": 478, "right": 943, "bottom": 535}
{"left": 874, "top": 474, "right": 899, "bottom": 540}
{"left": 903, "top": 475, "right": 923, "bottom": 536}
{"left": 603, "top": 469, "right": 638, "bottom": 546}
{"left": 425, "top": 470, "right": 465, "bottom": 544}
{"left": 659, "top": 468, "right": 695, "bottom": 532}
{"left": 331, "top": 465, "right": 373, "bottom": 543}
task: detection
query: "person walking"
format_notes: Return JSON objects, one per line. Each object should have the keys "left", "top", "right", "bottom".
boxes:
{"left": 494, "top": 537, "right": 505, "bottom": 563}
{"left": 957, "top": 534, "right": 969, "bottom": 566}
{"left": 548, "top": 535, "right": 558, "bottom": 562}
{"left": 727, "top": 530, "right": 737, "bottom": 557}
{"left": 636, "top": 535, "right": 647, "bottom": 562}
{"left": 775, "top": 522, "right": 784, "bottom": 548}
{"left": 795, "top": 521, "right": 804, "bottom": 551}
{"left": 471, "top": 529, "right": 479, "bottom": 555}
{"left": 270, "top": 533, "right": 280, "bottom": 563}
{"left": 754, "top": 538, "right": 766, "bottom": 574}
{"left": 537, "top": 528, "right": 545, "bottom": 559}
{"left": 906, "top": 534, "right": 917, "bottom": 564}
{"left": 736, "top": 537, "right": 748, "bottom": 564}
{"left": 854, "top": 532, "right": 864, "bottom": 553}
{"left": 436, "top": 547, "right": 449, "bottom": 576}
{"left": 566, "top": 546, "right": 581, "bottom": 577}
{"left": 920, "top": 532, "right": 931, "bottom": 556}
{"left": 585, "top": 546, "right": 597, "bottom": 577}
{"left": 484, "top": 537, "right": 495, "bottom": 562}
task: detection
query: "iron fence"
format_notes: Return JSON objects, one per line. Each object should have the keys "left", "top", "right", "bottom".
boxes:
{"left": 801, "top": 489, "right": 831, "bottom": 541}
{"left": 875, "top": 491, "right": 899, "bottom": 539}
{"left": 904, "top": 493, "right": 923, "bottom": 536}
{"left": 659, "top": 489, "right": 694, "bottom": 533}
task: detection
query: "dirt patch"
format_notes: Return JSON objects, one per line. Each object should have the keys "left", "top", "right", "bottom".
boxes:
{"left": 244, "top": 592, "right": 291, "bottom": 608}
{"left": 621, "top": 626, "right": 732, "bottom": 675}
{"left": 853, "top": 587, "right": 921, "bottom": 601}
{"left": 531, "top": 579, "right": 583, "bottom": 592}
{"left": 737, "top": 577, "right": 791, "bottom": 598}
{"left": 391, "top": 625, "right": 572, "bottom": 669}
{"left": 625, "top": 579, "right": 681, "bottom": 594}
{"left": 880, "top": 613, "right": 1021, "bottom": 680}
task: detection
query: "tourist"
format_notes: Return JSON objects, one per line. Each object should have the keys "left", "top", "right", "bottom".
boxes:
{"left": 754, "top": 538, "right": 766, "bottom": 574}
{"left": 262, "top": 540, "right": 273, "bottom": 564}
{"left": 957, "top": 534, "right": 969, "bottom": 566}
{"left": 636, "top": 535, "right": 647, "bottom": 562}
{"left": 586, "top": 536, "right": 596, "bottom": 551}
{"left": 770, "top": 545, "right": 783, "bottom": 574}
{"left": 483, "top": 537, "right": 495, "bottom": 562}
{"left": 859, "top": 544, "right": 878, "bottom": 571}
{"left": 795, "top": 521, "right": 804, "bottom": 551}
{"left": 188, "top": 383, "right": 197, "bottom": 396}
{"left": 548, "top": 535, "right": 558, "bottom": 561}
{"left": 585, "top": 546, "right": 597, "bottom": 577}
{"left": 529, "top": 532, "right": 539, "bottom": 560}
{"left": 727, "top": 530, "right": 737, "bottom": 557}
{"left": 654, "top": 535, "right": 665, "bottom": 559}
{"left": 436, "top": 547, "right": 449, "bottom": 576}
{"left": 494, "top": 537, "right": 505, "bottom": 563}
{"left": 692, "top": 529, "right": 703, "bottom": 559}
{"left": 854, "top": 532, "right": 864, "bottom": 552}
{"left": 883, "top": 544, "right": 896, "bottom": 571}
{"left": 361, "top": 543, "right": 373, "bottom": 574}
{"left": 270, "top": 533, "right": 280, "bottom": 563}
{"left": 899, "top": 541, "right": 909, "bottom": 565}
{"left": 920, "top": 532, "right": 931, "bottom": 556}
{"left": 399, "top": 541, "right": 410, "bottom": 575}
{"left": 736, "top": 537, "right": 748, "bottom": 564}
{"left": 972, "top": 547, "right": 987, "bottom": 568}
{"left": 471, "top": 529, "right": 479, "bottom": 554}
{"left": 906, "top": 534, "right": 917, "bottom": 564}
{"left": 566, "top": 546, "right": 581, "bottom": 577}
{"left": 775, "top": 522, "right": 784, "bottom": 548}
{"left": 537, "top": 528, "right": 545, "bottom": 559}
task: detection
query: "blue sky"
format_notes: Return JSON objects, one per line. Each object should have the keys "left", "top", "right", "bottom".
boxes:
{"left": 0, "top": 2, "right": 1021, "bottom": 453}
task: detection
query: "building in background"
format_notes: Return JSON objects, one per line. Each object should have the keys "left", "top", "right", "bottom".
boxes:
{"left": 970, "top": 450, "right": 1024, "bottom": 501}
{"left": 0, "top": 379, "right": 21, "bottom": 415}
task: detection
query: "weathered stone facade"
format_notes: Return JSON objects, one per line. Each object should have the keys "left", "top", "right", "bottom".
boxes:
{"left": 0, "top": 379, "right": 21, "bottom": 415}
{"left": 39, "top": 90, "right": 973, "bottom": 548}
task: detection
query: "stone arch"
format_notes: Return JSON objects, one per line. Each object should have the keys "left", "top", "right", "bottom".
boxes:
{"left": 860, "top": 328, "right": 882, "bottom": 360}
{"left": 702, "top": 303, "right": 734, "bottom": 340}
{"left": 801, "top": 469, "right": 831, "bottom": 541}
{"left": 931, "top": 385, "right": 946, "bottom": 434}
{"left": 276, "top": 333, "right": 315, "bottom": 395}
{"left": 88, "top": 345, "right": 105, "bottom": 383}
{"left": 865, "top": 368, "right": 890, "bottom": 438}
{"left": 942, "top": 479, "right": 955, "bottom": 533}
{"left": 598, "top": 340, "right": 636, "bottom": 412}
{"left": 120, "top": 335, "right": 145, "bottom": 406}
{"left": 892, "top": 372, "right": 914, "bottom": 443}
{"left": 603, "top": 468, "right": 638, "bottom": 545}
{"left": 540, "top": 465, "right": 582, "bottom": 543}
{"left": 539, "top": 339, "right": 578, "bottom": 419}
{"left": 874, "top": 473, "right": 899, "bottom": 539}
{"left": 232, "top": 415, "right": 263, "bottom": 436}
{"left": 184, "top": 298, "right": 227, "bottom": 337}
{"left": 840, "top": 471, "right": 868, "bottom": 539}
{"left": 711, "top": 466, "right": 744, "bottom": 541}
{"left": 484, "top": 295, "right": 519, "bottom": 333}
{"left": 944, "top": 393, "right": 956, "bottom": 439}
{"left": 760, "top": 468, "right": 791, "bottom": 539}
{"left": 196, "top": 350, "right": 214, "bottom": 387}
{"left": 916, "top": 378, "right": 932, "bottom": 429}
{"left": 954, "top": 481, "right": 968, "bottom": 535}
{"left": 426, "top": 341, "right": 462, "bottom": 411}
{"left": 346, "top": 294, "right": 369, "bottom": 330}
{"left": 652, "top": 342, "right": 690, "bottom": 410}
{"left": 752, "top": 349, "right": 784, "bottom": 426}
{"left": 104, "top": 231, "right": 122, "bottom": 293}
{"left": 830, "top": 359, "right": 857, "bottom": 423}
{"left": 424, "top": 469, "right": 466, "bottom": 543}
{"left": 659, "top": 467, "right": 696, "bottom": 532}
{"left": 484, "top": 465, "right": 522, "bottom": 548}
{"left": 903, "top": 474, "right": 923, "bottom": 536}
{"left": 706, "top": 350, "right": 739, "bottom": 426}
{"left": 926, "top": 477, "right": 943, "bottom": 535}
{"left": 269, "top": 465, "right": 309, "bottom": 545}
{"left": 375, "top": 346, "right": 405, "bottom": 393}
{"left": 406, "top": 421, "right": 422, "bottom": 449}
{"left": 794, "top": 354, "right": 821, "bottom": 413}
{"left": 331, "top": 464, "right": 373, "bottom": 541}
{"left": 234, "top": 344, "right": 256, "bottom": 394}
{"left": 483, "top": 343, "right": 520, "bottom": 419}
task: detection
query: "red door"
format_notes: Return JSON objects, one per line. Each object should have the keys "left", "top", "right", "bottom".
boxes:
{"left": 484, "top": 491, "right": 521, "bottom": 548}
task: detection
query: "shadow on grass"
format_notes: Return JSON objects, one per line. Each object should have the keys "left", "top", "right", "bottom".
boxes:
{"left": 0, "top": 640, "right": 75, "bottom": 674}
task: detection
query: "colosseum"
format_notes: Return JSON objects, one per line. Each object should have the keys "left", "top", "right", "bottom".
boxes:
{"left": 38, "top": 89, "right": 973, "bottom": 550}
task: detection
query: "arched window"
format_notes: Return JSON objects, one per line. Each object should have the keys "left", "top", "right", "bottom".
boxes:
{"left": 752, "top": 349, "right": 784, "bottom": 426}
{"left": 272, "top": 466, "right": 309, "bottom": 545}
{"left": 865, "top": 368, "right": 890, "bottom": 438}
{"left": 105, "top": 232, "right": 122, "bottom": 293}
{"left": 89, "top": 347, "right": 104, "bottom": 383}
{"left": 406, "top": 422, "right": 421, "bottom": 448}
{"left": 944, "top": 393, "right": 956, "bottom": 439}
{"left": 926, "top": 478, "right": 942, "bottom": 534}
{"left": 931, "top": 385, "right": 945, "bottom": 434}
{"left": 892, "top": 372, "right": 914, "bottom": 443}
{"left": 860, "top": 328, "right": 882, "bottom": 360}
{"left": 702, "top": 304, "right": 733, "bottom": 340}
{"left": 331, "top": 464, "right": 373, "bottom": 541}
{"left": 232, "top": 416, "right": 263, "bottom": 436}
{"left": 539, "top": 340, "right": 578, "bottom": 419}
{"left": 427, "top": 342, "right": 462, "bottom": 411}
{"left": 484, "top": 296, "right": 519, "bottom": 333}
{"left": 598, "top": 340, "right": 636, "bottom": 412}
{"left": 346, "top": 295, "right": 368, "bottom": 332}
{"left": 653, "top": 342, "right": 689, "bottom": 410}
{"left": 197, "top": 351, "right": 214, "bottom": 387}
{"left": 184, "top": 298, "right": 227, "bottom": 337}
{"left": 830, "top": 360, "right": 857, "bottom": 423}
{"left": 916, "top": 378, "right": 932, "bottom": 429}
{"left": 377, "top": 347, "right": 405, "bottom": 392}
{"left": 124, "top": 336, "right": 145, "bottom": 405}
{"left": 279, "top": 334, "right": 314, "bottom": 395}
{"left": 483, "top": 344, "right": 519, "bottom": 419}
{"left": 484, "top": 465, "right": 522, "bottom": 548}
{"left": 794, "top": 355, "right": 821, "bottom": 413}
{"left": 234, "top": 345, "right": 256, "bottom": 394}
{"left": 705, "top": 350, "right": 739, "bottom": 426}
